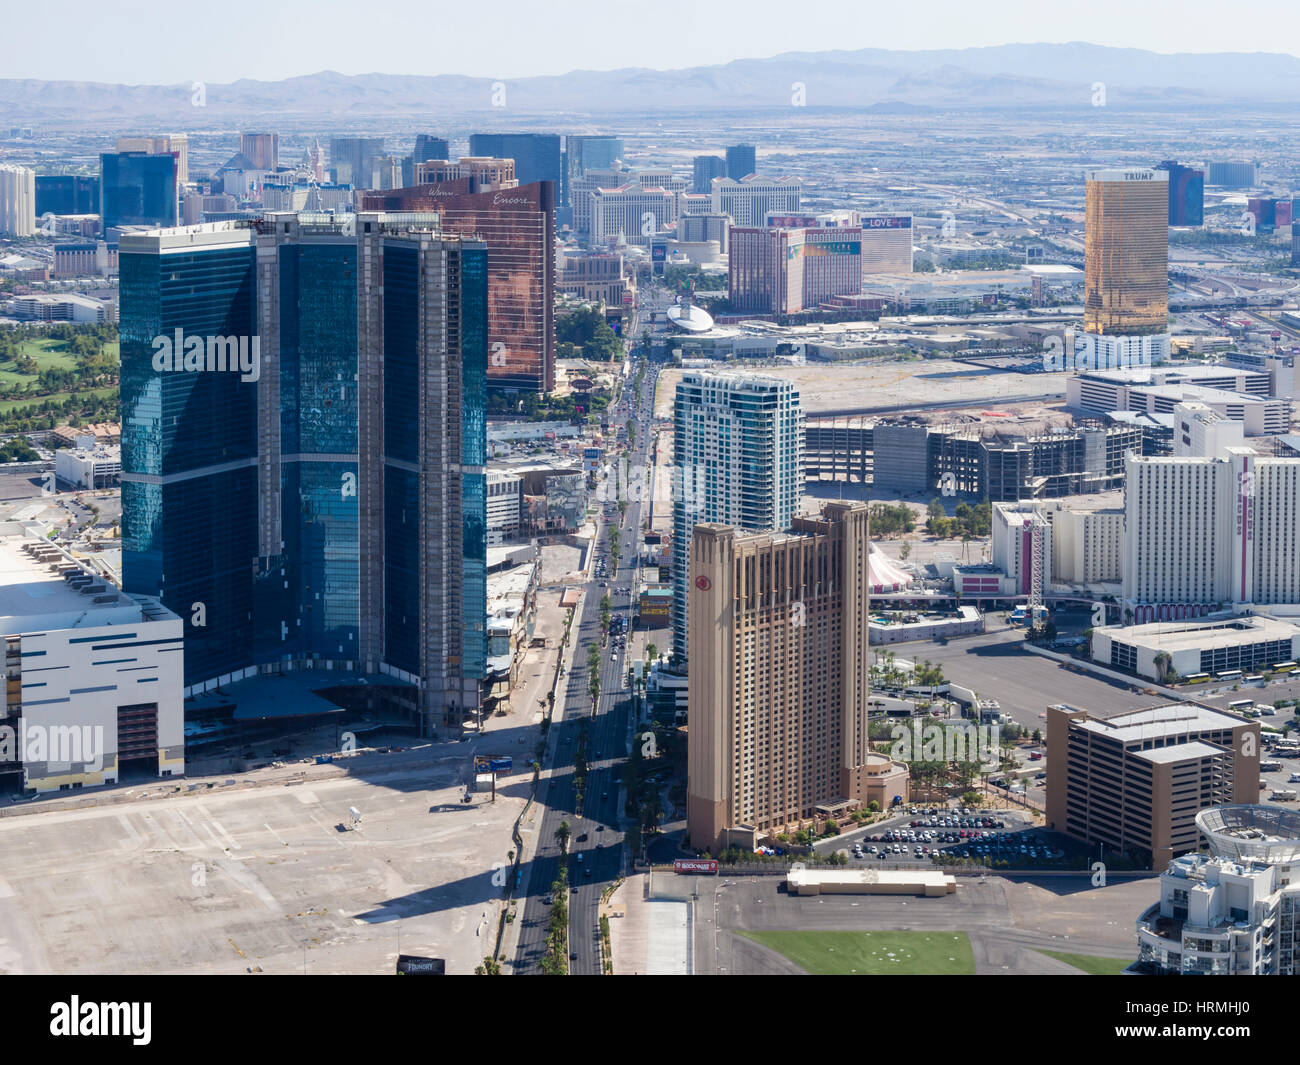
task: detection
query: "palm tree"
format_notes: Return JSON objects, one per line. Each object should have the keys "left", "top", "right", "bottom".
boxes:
{"left": 554, "top": 820, "right": 570, "bottom": 853}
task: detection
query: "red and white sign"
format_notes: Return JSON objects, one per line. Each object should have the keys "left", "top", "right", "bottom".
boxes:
{"left": 695, "top": 575, "right": 711, "bottom": 591}
{"left": 674, "top": 859, "right": 718, "bottom": 875}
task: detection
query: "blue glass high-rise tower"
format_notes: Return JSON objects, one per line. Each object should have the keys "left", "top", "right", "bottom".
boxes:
{"left": 120, "top": 225, "right": 258, "bottom": 686}
{"left": 101, "top": 151, "right": 178, "bottom": 229}
{"left": 121, "top": 214, "right": 488, "bottom": 733}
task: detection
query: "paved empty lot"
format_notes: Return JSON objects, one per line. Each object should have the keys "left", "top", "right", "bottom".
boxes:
{"left": 0, "top": 748, "right": 526, "bottom": 975}
{"left": 655, "top": 360, "right": 1067, "bottom": 419}
{"left": 699, "top": 872, "right": 1151, "bottom": 975}
{"left": 888, "top": 627, "right": 1157, "bottom": 731}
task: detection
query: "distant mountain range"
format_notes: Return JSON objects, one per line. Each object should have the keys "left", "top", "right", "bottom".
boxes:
{"left": 5, "top": 42, "right": 1300, "bottom": 124}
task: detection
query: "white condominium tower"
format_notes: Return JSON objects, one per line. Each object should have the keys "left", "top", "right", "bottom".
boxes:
{"left": 671, "top": 370, "right": 804, "bottom": 665}
{"left": 1123, "top": 448, "right": 1300, "bottom": 614}
{"left": 0, "top": 164, "right": 36, "bottom": 237}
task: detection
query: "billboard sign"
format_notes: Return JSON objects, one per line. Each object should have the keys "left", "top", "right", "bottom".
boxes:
{"left": 396, "top": 955, "right": 446, "bottom": 974}
{"left": 674, "top": 858, "right": 718, "bottom": 874}
{"left": 475, "top": 756, "right": 513, "bottom": 773}
{"left": 863, "top": 215, "right": 911, "bottom": 229}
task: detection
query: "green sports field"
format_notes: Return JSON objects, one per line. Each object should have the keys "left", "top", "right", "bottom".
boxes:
{"left": 738, "top": 930, "right": 976, "bottom": 975}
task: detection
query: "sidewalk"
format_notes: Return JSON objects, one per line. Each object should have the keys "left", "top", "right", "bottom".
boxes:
{"left": 496, "top": 585, "right": 587, "bottom": 972}
{"left": 603, "top": 873, "right": 648, "bottom": 975}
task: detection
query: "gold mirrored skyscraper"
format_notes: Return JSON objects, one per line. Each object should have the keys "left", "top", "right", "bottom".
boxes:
{"left": 1084, "top": 168, "right": 1169, "bottom": 336}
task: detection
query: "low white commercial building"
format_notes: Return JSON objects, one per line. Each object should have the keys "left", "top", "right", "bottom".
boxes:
{"left": 1091, "top": 614, "right": 1300, "bottom": 681}
{"left": 485, "top": 469, "right": 522, "bottom": 545}
{"left": 0, "top": 533, "right": 184, "bottom": 793}
{"left": 12, "top": 294, "right": 115, "bottom": 323}
{"left": 1074, "top": 331, "right": 1171, "bottom": 369}
{"left": 1068, "top": 365, "right": 1286, "bottom": 435}
{"left": 786, "top": 867, "right": 956, "bottom": 897}
{"left": 55, "top": 443, "right": 122, "bottom": 489}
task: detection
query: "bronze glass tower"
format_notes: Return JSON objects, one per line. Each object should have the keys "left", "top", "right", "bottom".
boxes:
{"left": 1084, "top": 168, "right": 1169, "bottom": 336}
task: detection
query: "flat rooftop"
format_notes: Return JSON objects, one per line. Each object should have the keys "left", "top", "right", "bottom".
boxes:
{"left": 1132, "top": 740, "right": 1227, "bottom": 764}
{"left": 1072, "top": 702, "right": 1245, "bottom": 743}
{"left": 0, "top": 536, "right": 148, "bottom": 632}
{"left": 1081, "top": 364, "right": 1269, "bottom": 384}
{"left": 787, "top": 868, "right": 957, "bottom": 892}
{"left": 1103, "top": 615, "right": 1300, "bottom": 652}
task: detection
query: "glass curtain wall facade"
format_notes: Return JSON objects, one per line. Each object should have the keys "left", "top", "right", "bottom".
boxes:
{"left": 121, "top": 217, "right": 488, "bottom": 731}
{"left": 120, "top": 227, "right": 257, "bottom": 686}
{"left": 468, "top": 134, "right": 562, "bottom": 198}
{"left": 671, "top": 371, "right": 805, "bottom": 665}
{"left": 258, "top": 237, "right": 360, "bottom": 664}
{"left": 1084, "top": 168, "right": 1169, "bottom": 336}
{"left": 101, "top": 152, "right": 178, "bottom": 229}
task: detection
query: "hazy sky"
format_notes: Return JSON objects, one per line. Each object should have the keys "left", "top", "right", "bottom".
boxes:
{"left": 8, "top": 0, "right": 1300, "bottom": 83}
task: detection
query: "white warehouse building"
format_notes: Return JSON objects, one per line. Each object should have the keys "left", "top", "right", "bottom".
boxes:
{"left": 1091, "top": 614, "right": 1300, "bottom": 681}
{"left": 1, "top": 532, "right": 184, "bottom": 793}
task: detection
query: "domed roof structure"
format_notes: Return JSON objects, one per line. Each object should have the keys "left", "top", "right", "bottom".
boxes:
{"left": 1197, "top": 805, "right": 1300, "bottom": 864}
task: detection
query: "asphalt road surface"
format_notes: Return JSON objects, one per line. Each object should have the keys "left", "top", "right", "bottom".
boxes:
{"left": 514, "top": 345, "right": 658, "bottom": 974}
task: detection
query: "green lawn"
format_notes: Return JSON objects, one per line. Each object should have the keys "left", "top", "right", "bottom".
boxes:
{"left": 0, "top": 338, "right": 119, "bottom": 393}
{"left": 1034, "top": 949, "right": 1132, "bottom": 975}
{"left": 0, "top": 385, "right": 117, "bottom": 414}
{"left": 739, "top": 930, "right": 975, "bottom": 975}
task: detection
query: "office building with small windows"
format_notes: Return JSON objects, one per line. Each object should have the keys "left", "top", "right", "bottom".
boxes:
{"left": 1123, "top": 448, "right": 1300, "bottom": 615}
{"left": 692, "top": 154, "right": 726, "bottom": 194}
{"left": 671, "top": 371, "right": 804, "bottom": 666}
{"left": 711, "top": 175, "right": 801, "bottom": 228}
{"left": 687, "top": 502, "right": 893, "bottom": 852}
{"left": 486, "top": 469, "right": 522, "bottom": 544}
{"left": 1045, "top": 703, "right": 1259, "bottom": 869}
{"left": 725, "top": 144, "right": 756, "bottom": 181}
